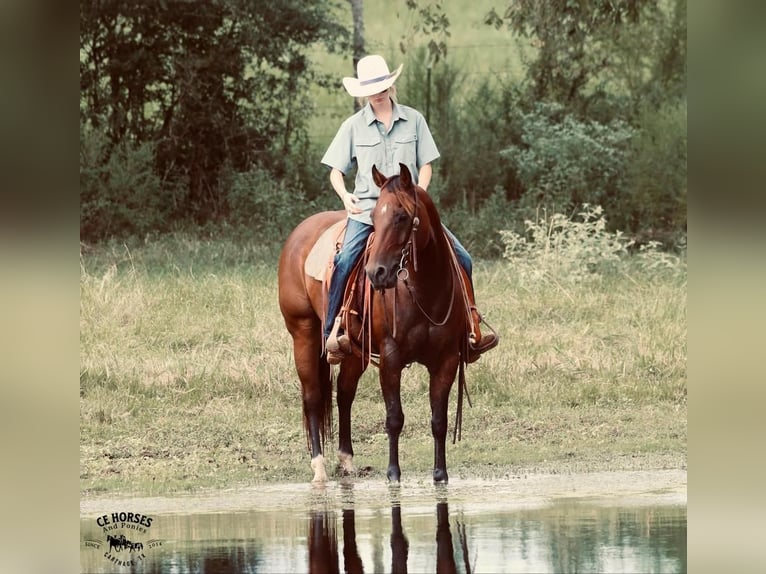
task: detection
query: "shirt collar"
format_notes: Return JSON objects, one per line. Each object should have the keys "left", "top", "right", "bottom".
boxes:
{"left": 362, "top": 100, "right": 409, "bottom": 126}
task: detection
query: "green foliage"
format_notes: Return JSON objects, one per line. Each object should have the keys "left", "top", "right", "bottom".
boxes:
{"left": 79, "top": 0, "right": 347, "bottom": 235}
{"left": 501, "top": 204, "right": 633, "bottom": 283}
{"left": 219, "top": 166, "right": 319, "bottom": 242}
{"left": 620, "top": 99, "right": 687, "bottom": 241}
{"left": 501, "top": 103, "right": 635, "bottom": 218}
{"left": 79, "top": 0, "right": 686, "bottom": 252}
{"left": 485, "top": 0, "right": 661, "bottom": 109}
{"left": 399, "top": 0, "right": 451, "bottom": 64}
{"left": 80, "top": 129, "right": 169, "bottom": 240}
{"left": 441, "top": 187, "right": 518, "bottom": 259}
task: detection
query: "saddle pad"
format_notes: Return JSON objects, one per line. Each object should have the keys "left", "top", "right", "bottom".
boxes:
{"left": 305, "top": 220, "right": 346, "bottom": 281}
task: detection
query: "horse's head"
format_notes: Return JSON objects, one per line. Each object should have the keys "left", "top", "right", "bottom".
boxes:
{"left": 366, "top": 163, "right": 432, "bottom": 290}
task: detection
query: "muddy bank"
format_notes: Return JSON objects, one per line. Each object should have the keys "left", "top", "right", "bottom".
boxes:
{"left": 81, "top": 468, "right": 686, "bottom": 518}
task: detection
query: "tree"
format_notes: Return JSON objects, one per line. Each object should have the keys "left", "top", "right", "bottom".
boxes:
{"left": 485, "top": 0, "right": 660, "bottom": 113}
{"left": 349, "top": 0, "right": 365, "bottom": 112}
{"left": 80, "top": 0, "right": 346, "bottom": 229}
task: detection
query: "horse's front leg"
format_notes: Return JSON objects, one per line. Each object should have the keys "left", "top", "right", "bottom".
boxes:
{"left": 379, "top": 345, "right": 405, "bottom": 482}
{"left": 429, "top": 356, "right": 459, "bottom": 483}
{"left": 337, "top": 357, "right": 367, "bottom": 475}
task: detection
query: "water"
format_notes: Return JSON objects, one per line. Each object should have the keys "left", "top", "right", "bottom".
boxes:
{"left": 80, "top": 470, "right": 686, "bottom": 573}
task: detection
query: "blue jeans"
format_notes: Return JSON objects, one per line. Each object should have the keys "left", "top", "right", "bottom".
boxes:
{"left": 324, "top": 218, "right": 473, "bottom": 340}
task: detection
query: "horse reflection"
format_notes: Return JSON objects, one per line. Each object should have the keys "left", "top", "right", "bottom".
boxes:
{"left": 307, "top": 501, "right": 471, "bottom": 573}
{"left": 308, "top": 512, "right": 339, "bottom": 574}
{"left": 436, "top": 502, "right": 473, "bottom": 574}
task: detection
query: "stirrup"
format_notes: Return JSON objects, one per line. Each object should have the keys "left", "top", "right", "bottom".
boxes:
{"left": 327, "top": 348, "right": 346, "bottom": 365}
{"left": 326, "top": 317, "right": 352, "bottom": 364}
{"left": 466, "top": 308, "right": 499, "bottom": 362}
{"left": 326, "top": 316, "right": 343, "bottom": 353}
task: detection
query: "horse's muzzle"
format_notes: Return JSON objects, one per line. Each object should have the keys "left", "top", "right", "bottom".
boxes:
{"left": 366, "top": 262, "right": 398, "bottom": 290}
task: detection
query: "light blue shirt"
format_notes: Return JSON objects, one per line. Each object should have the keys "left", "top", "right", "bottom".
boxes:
{"left": 321, "top": 101, "right": 440, "bottom": 225}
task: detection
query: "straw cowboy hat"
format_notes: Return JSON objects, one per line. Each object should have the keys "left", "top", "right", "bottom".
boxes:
{"left": 342, "top": 55, "right": 403, "bottom": 98}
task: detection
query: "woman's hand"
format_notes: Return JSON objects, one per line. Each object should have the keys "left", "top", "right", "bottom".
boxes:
{"left": 342, "top": 192, "right": 362, "bottom": 214}
{"left": 330, "top": 168, "right": 362, "bottom": 215}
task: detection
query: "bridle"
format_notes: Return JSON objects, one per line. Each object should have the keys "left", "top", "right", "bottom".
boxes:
{"left": 381, "top": 185, "right": 457, "bottom": 331}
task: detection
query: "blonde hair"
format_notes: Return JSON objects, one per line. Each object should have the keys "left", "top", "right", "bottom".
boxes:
{"left": 361, "top": 84, "right": 398, "bottom": 106}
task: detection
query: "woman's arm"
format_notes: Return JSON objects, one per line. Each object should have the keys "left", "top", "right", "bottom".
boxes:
{"left": 418, "top": 163, "right": 432, "bottom": 192}
{"left": 330, "top": 168, "right": 361, "bottom": 214}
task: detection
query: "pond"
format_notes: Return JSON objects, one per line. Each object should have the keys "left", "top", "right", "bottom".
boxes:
{"left": 80, "top": 469, "right": 686, "bottom": 573}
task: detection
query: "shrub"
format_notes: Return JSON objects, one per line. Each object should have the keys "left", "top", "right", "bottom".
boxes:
{"left": 221, "top": 166, "right": 318, "bottom": 242}
{"left": 501, "top": 204, "right": 635, "bottom": 284}
{"left": 501, "top": 103, "right": 635, "bottom": 221}
{"left": 500, "top": 204, "right": 686, "bottom": 286}
{"left": 80, "top": 130, "right": 170, "bottom": 242}
{"left": 441, "top": 186, "right": 518, "bottom": 259}
{"left": 620, "top": 99, "right": 687, "bottom": 243}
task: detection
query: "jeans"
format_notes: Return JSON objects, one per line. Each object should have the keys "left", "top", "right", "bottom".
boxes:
{"left": 324, "top": 218, "right": 473, "bottom": 340}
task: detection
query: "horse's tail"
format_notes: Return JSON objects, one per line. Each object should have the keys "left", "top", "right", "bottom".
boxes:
{"left": 303, "top": 352, "right": 334, "bottom": 452}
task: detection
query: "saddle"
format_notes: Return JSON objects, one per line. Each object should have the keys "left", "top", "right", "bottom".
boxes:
{"left": 304, "top": 221, "right": 370, "bottom": 354}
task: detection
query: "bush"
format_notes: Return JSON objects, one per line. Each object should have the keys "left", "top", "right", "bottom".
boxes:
{"left": 80, "top": 130, "right": 170, "bottom": 242}
{"left": 500, "top": 204, "right": 685, "bottom": 286}
{"left": 220, "top": 166, "right": 319, "bottom": 242}
{"left": 441, "top": 186, "right": 518, "bottom": 260}
{"left": 620, "top": 99, "right": 687, "bottom": 243}
{"left": 500, "top": 204, "right": 632, "bottom": 284}
{"left": 501, "top": 103, "right": 636, "bottom": 221}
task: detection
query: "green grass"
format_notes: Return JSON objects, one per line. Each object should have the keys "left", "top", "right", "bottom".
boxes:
{"left": 80, "top": 233, "right": 686, "bottom": 496}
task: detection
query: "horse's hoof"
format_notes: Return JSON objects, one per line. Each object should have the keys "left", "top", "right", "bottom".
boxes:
{"left": 311, "top": 454, "right": 328, "bottom": 483}
{"left": 337, "top": 451, "right": 356, "bottom": 475}
{"left": 433, "top": 468, "right": 449, "bottom": 484}
{"left": 387, "top": 467, "right": 402, "bottom": 483}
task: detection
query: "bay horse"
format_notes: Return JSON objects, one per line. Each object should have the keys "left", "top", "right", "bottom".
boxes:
{"left": 278, "top": 163, "right": 471, "bottom": 483}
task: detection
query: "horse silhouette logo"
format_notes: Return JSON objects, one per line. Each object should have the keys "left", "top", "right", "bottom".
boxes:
{"left": 106, "top": 534, "right": 144, "bottom": 552}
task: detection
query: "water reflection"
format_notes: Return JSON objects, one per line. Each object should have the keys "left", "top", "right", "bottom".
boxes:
{"left": 308, "top": 501, "right": 468, "bottom": 574}
{"left": 80, "top": 485, "right": 686, "bottom": 573}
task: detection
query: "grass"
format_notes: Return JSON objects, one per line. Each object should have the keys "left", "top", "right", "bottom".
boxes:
{"left": 80, "top": 230, "right": 686, "bottom": 497}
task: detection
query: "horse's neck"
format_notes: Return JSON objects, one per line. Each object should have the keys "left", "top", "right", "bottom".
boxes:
{"left": 412, "top": 223, "right": 455, "bottom": 291}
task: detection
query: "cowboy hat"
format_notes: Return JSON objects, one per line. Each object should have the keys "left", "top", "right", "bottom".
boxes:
{"left": 342, "top": 55, "right": 403, "bottom": 98}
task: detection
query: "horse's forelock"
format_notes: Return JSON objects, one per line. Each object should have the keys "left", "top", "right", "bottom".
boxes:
{"left": 378, "top": 174, "right": 434, "bottom": 226}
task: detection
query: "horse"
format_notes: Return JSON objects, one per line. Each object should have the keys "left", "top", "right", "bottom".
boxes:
{"left": 106, "top": 534, "right": 123, "bottom": 552}
{"left": 278, "top": 163, "right": 472, "bottom": 483}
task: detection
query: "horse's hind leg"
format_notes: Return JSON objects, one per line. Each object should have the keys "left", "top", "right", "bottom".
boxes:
{"left": 292, "top": 323, "right": 332, "bottom": 482}
{"left": 336, "top": 358, "right": 366, "bottom": 475}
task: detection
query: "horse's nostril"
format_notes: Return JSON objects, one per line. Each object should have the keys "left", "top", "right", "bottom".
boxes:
{"left": 366, "top": 264, "right": 388, "bottom": 287}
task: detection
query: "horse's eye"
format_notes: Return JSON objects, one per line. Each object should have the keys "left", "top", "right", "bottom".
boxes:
{"left": 394, "top": 211, "right": 409, "bottom": 227}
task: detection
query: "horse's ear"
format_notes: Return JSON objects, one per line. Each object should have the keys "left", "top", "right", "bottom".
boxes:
{"left": 398, "top": 163, "right": 413, "bottom": 189}
{"left": 372, "top": 164, "right": 386, "bottom": 188}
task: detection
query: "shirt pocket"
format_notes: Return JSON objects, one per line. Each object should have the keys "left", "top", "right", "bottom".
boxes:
{"left": 355, "top": 138, "right": 382, "bottom": 179}
{"left": 393, "top": 133, "right": 418, "bottom": 168}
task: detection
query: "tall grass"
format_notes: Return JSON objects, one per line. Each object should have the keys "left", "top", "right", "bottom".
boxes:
{"left": 80, "top": 218, "right": 685, "bottom": 495}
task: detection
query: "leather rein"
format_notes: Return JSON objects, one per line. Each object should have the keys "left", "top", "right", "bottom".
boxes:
{"left": 385, "top": 188, "right": 459, "bottom": 334}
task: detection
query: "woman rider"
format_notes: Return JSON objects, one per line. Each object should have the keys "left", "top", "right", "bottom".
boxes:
{"left": 321, "top": 55, "right": 498, "bottom": 365}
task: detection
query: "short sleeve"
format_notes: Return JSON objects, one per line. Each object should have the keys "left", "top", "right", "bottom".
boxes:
{"left": 415, "top": 113, "right": 440, "bottom": 167}
{"left": 321, "top": 117, "right": 356, "bottom": 175}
